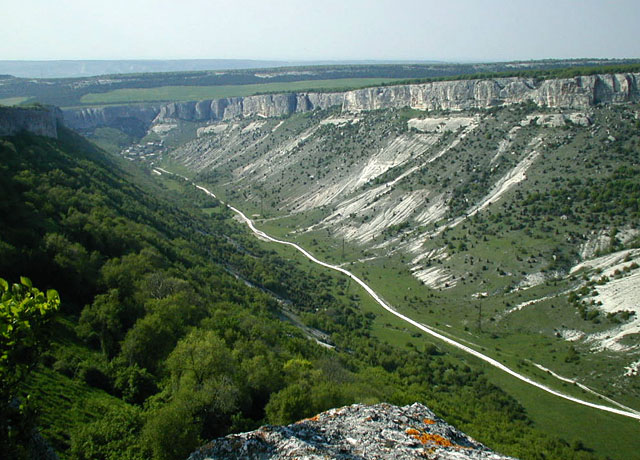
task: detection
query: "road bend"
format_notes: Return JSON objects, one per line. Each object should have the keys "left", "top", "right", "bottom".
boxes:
{"left": 155, "top": 168, "right": 640, "bottom": 421}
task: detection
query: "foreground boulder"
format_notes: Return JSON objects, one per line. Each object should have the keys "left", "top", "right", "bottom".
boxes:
{"left": 188, "top": 403, "right": 516, "bottom": 459}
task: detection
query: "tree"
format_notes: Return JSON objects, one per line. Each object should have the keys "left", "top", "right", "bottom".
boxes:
{"left": 166, "top": 329, "right": 235, "bottom": 389}
{"left": 141, "top": 401, "right": 200, "bottom": 460}
{"left": 0, "top": 277, "right": 59, "bottom": 459}
{"left": 77, "top": 289, "right": 124, "bottom": 357}
{"left": 163, "top": 329, "right": 242, "bottom": 441}
{"left": 120, "top": 308, "right": 184, "bottom": 374}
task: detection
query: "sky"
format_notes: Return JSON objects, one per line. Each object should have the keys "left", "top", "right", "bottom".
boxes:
{"left": 2, "top": 0, "right": 639, "bottom": 62}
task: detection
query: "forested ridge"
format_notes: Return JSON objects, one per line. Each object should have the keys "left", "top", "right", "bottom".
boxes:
{"left": 0, "top": 128, "right": 602, "bottom": 459}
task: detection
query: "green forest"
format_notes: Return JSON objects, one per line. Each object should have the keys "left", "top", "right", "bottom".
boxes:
{"left": 0, "top": 128, "right": 609, "bottom": 460}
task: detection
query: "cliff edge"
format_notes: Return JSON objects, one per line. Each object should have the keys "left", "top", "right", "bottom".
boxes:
{"left": 62, "top": 72, "right": 639, "bottom": 134}
{"left": 187, "top": 403, "right": 516, "bottom": 460}
{"left": 0, "top": 105, "right": 62, "bottom": 138}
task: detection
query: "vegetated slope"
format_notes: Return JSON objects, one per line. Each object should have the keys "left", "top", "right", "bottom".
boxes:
{"left": 159, "top": 100, "right": 640, "bottom": 415}
{"left": 0, "top": 128, "right": 606, "bottom": 460}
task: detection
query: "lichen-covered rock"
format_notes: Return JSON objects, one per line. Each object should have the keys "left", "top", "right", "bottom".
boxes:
{"left": 187, "top": 403, "right": 517, "bottom": 460}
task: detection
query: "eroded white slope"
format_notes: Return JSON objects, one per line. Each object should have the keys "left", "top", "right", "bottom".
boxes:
{"left": 287, "top": 132, "right": 441, "bottom": 213}
{"left": 172, "top": 170, "right": 640, "bottom": 420}
{"left": 466, "top": 137, "right": 543, "bottom": 219}
{"left": 515, "top": 248, "right": 640, "bottom": 352}
{"left": 307, "top": 121, "right": 479, "bottom": 242}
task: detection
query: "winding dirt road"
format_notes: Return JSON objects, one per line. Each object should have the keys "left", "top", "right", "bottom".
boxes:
{"left": 156, "top": 168, "right": 640, "bottom": 421}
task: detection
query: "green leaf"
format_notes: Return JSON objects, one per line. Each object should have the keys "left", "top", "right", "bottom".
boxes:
{"left": 0, "top": 278, "right": 7, "bottom": 292}
{"left": 46, "top": 289, "right": 60, "bottom": 303}
{"left": 20, "top": 276, "right": 33, "bottom": 288}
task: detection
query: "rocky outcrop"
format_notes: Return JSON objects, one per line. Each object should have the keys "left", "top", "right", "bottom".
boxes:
{"left": 62, "top": 104, "right": 163, "bottom": 137}
{"left": 342, "top": 73, "right": 639, "bottom": 112}
{"left": 61, "top": 72, "right": 639, "bottom": 133}
{"left": 187, "top": 403, "right": 516, "bottom": 460}
{"left": 62, "top": 91, "right": 346, "bottom": 133}
{"left": 154, "top": 92, "right": 345, "bottom": 122}
{"left": 0, "top": 105, "right": 62, "bottom": 138}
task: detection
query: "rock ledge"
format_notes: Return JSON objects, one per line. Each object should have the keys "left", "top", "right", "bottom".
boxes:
{"left": 188, "top": 403, "right": 516, "bottom": 460}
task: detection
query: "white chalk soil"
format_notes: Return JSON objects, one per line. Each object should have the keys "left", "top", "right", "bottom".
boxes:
{"left": 566, "top": 248, "right": 640, "bottom": 352}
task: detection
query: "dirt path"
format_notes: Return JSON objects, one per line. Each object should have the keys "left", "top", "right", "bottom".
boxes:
{"left": 154, "top": 168, "right": 640, "bottom": 421}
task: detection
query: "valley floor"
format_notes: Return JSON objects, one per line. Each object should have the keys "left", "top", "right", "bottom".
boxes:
{"left": 156, "top": 168, "right": 640, "bottom": 421}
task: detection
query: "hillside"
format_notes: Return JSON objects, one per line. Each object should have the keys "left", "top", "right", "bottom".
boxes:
{"left": 122, "top": 72, "right": 640, "bottom": 456}
{"left": 1, "top": 118, "right": 622, "bottom": 459}
{"left": 158, "top": 99, "right": 640, "bottom": 398}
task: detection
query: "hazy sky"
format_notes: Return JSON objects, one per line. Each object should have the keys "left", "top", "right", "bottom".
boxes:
{"left": 2, "top": 0, "right": 639, "bottom": 61}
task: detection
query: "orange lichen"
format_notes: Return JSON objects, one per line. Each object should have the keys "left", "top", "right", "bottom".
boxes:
{"left": 296, "top": 415, "right": 320, "bottom": 423}
{"left": 423, "top": 418, "right": 436, "bottom": 425}
{"left": 406, "top": 428, "right": 455, "bottom": 448}
{"left": 421, "top": 434, "right": 455, "bottom": 447}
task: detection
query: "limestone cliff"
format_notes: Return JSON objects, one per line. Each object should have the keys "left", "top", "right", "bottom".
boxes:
{"left": 148, "top": 92, "right": 344, "bottom": 123}
{"left": 62, "top": 104, "right": 163, "bottom": 137}
{"left": 0, "top": 105, "right": 62, "bottom": 138}
{"left": 187, "top": 403, "right": 516, "bottom": 460}
{"left": 62, "top": 72, "right": 639, "bottom": 133}
{"left": 343, "top": 73, "right": 638, "bottom": 112}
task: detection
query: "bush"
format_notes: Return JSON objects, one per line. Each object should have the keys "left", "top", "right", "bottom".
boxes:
{"left": 113, "top": 362, "right": 157, "bottom": 405}
{"left": 78, "top": 364, "right": 112, "bottom": 392}
{"left": 70, "top": 404, "right": 145, "bottom": 460}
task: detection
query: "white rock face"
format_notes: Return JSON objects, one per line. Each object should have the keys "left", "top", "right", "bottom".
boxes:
{"left": 197, "top": 123, "right": 228, "bottom": 137}
{"left": 408, "top": 116, "right": 475, "bottom": 133}
{"left": 62, "top": 72, "right": 640, "bottom": 132}
{"left": 519, "top": 112, "right": 592, "bottom": 127}
{"left": 150, "top": 123, "right": 177, "bottom": 134}
{"left": 341, "top": 73, "right": 639, "bottom": 112}
{"left": 188, "top": 403, "right": 517, "bottom": 460}
{"left": 569, "top": 248, "right": 640, "bottom": 351}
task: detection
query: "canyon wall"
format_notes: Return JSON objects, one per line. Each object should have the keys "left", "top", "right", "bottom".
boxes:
{"left": 342, "top": 73, "right": 638, "bottom": 111}
{"left": 62, "top": 72, "right": 639, "bottom": 132}
{"left": 0, "top": 105, "right": 62, "bottom": 138}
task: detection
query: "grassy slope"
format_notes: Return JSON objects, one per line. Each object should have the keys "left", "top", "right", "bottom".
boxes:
{"left": 253, "top": 224, "right": 640, "bottom": 459}
{"left": 0, "top": 96, "right": 32, "bottom": 106}
{"left": 23, "top": 318, "right": 129, "bottom": 454}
